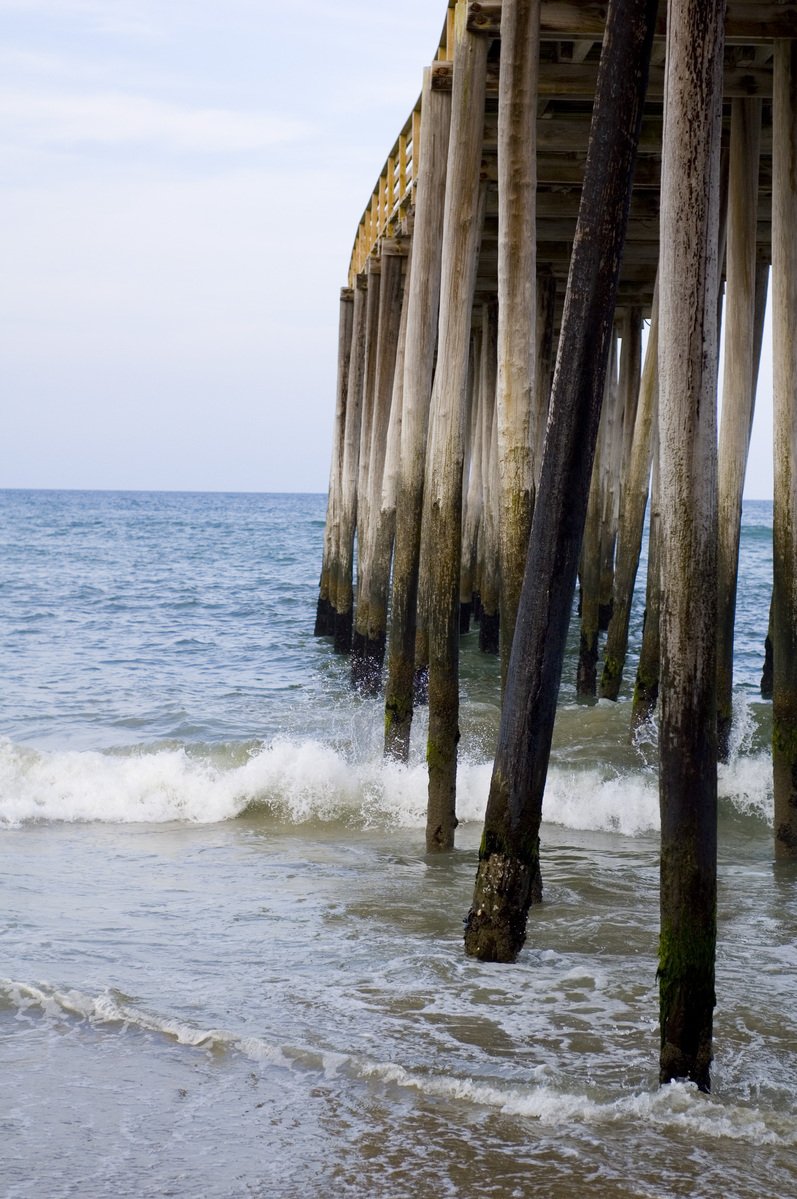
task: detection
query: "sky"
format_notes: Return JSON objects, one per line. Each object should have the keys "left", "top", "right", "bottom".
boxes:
{"left": 0, "top": 0, "right": 775, "bottom": 496}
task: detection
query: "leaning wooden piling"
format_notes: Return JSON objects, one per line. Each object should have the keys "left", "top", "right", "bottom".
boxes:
{"left": 772, "top": 38, "right": 797, "bottom": 860}
{"left": 465, "top": 0, "right": 658, "bottom": 961}
{"left": 425, "top": 0, "right": 488, "bottom": 852}
{"left": 657, "top": 0, "right": 724, "bottom": 1092}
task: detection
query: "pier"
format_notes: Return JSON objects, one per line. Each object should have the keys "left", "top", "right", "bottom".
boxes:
{"left": 316, "top": 0, "right": 797, "bottom": 1089}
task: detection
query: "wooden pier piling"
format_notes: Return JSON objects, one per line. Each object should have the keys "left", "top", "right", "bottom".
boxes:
{"left": 496, "top": 0, "right": 540, "bottom": 690}
{"left": 384, "top": 69, "right": 451, "bottom": 760}
{"left": 351, "top": 248, "right": 406, "bottom": 694}
{"left": 657, "top": 0, "right": 724, "bottom": 1092}
{"left": 716, "top": 98, "right": 762, "bottom": 760}
{"left": 424, "top": 0, "right": 488, "bottom": 851}
{"left": 464, "top": 0, "right": 658, "bottom": 959}
{"left": 332, "top": 274, "right": 368, "bottom": 654}
{"left": 772, "top": 38, "right": 797, "bottom": 860}
{"left": 600, "top": 286, "right": 659, "bottom": 701}
{"left": 315, "top": 288, "right": 354, "bottom": 638}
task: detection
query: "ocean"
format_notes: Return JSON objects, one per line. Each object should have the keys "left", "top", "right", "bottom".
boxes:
{"left": 1, "top": 489, "right": 794, "bottom": 1198}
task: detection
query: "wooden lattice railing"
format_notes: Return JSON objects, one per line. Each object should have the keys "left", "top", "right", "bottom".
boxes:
{"left": 347, "top": 5, "right": 456, "bottom": 284}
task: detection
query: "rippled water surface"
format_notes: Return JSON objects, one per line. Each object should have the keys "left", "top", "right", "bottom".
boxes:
{"left": 1, "top": 491, "right": 795, "bottom": 1198}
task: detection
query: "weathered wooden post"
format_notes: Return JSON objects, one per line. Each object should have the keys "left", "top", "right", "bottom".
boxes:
{"left": 762, "top": 594, "right": 774, "bottom": 700}
{"left": 315, "top": 288, "right": 354, "bottom": 637}
{"left": 425, "top": 0, "right": 488, "bottom": 851}
{"left": 772, "top": 39, "right": 797, "bottom": 859}
{"left": 534, "top": 271, "right": 557, "bottom": 482}
{"left": 496, "top": 0, "right": 540, "bottom": 689}
{"left": 351, "top": 248, "right": 406, "bottom": 693}
{"left": 367, "top": 243, "right": 414, "bottom": 671}
{"left": 478, "top": 299, "right": 501, "bottom": 655}
{"left": 598, "top": 337, "right": 622, "bottom": 631}
{"left": 619, "top": 308, "right": 643, "bottom": 488}
{"left": 600, "top": 285, "right": 659, "bottom": 700}
{"left": 631, "top": 441, "right": 661, "bottom": 731}
{"left": 577, "top": 369, "right": 612, "bottom": 696}
{"left": 464, "top": 0, "right": 657, "bottom": 960}
{"left": 333, "top": 273, "right": 368, "bottom": 653}
{"left": 716, "top": 99, "right": 762, "bottom": 759}
{"left": 460, "top": 331, "right": 483, "bottom": 632}
{"left": 352, "top": 256, "right": 382, "bottom": 650}
{"left": 657, "top": 0, "right": 724, "bottom": 1092}
{"left": 384, "top": 72, "right": 452, "bottom": 760}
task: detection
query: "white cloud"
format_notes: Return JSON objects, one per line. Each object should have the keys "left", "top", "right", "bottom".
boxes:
{"left": 0, "top": 88, "right": 311, "bottom": 153}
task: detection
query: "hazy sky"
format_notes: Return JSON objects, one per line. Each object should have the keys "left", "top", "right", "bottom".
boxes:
{"left": 0, "top": 0, "right": 775, "bottom": 496}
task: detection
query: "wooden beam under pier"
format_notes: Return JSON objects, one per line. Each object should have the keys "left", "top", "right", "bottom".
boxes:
{"left": 467, "top": 0, "right": 797, "bottom": 43}
{"left": 432, "top": 58, "right": 776, "bottom": 99}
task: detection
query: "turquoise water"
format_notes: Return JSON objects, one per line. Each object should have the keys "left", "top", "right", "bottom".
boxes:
{"left": 1, "top": 490, "right": 794, "bottom": 1198}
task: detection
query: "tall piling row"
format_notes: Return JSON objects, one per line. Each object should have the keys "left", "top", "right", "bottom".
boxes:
{"left": 314, "top": 0, "right": 789, "bottom": 1090}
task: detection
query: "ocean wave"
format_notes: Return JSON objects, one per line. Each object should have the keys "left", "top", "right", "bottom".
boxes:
{"left": 0, "top": 736, "right": 773, "bottom": 833}
{"left": 4, "top": 978, "right": 792, "bottom": 1148}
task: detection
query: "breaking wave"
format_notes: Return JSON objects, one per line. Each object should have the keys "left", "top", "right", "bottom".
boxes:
{"left": 0, "top": 734, "right": 773, "bottom": 832}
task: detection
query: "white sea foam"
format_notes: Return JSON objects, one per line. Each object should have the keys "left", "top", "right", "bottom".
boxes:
{"left": 2, "top": 978, "right": 293, "bottom": 1066}
{"left": 5, "top": 978, "right": 792, "bottom": 1148}
{"left": 356, "top": 1059, "right": 796, "bottom": 1146}
{"left": 718, "top": 750, "right": 773, "bottom": 822}
{"left": 0, "top": 735, "right": 773, "bottom": 832}
{"left": 542, "top": 766, "right": 660, "bottom": 835}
